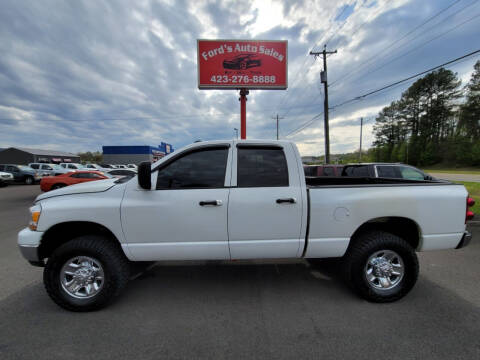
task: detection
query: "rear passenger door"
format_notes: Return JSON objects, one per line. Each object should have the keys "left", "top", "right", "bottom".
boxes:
{"left": 228, "top": 144, "right": 304, "bottom": 259}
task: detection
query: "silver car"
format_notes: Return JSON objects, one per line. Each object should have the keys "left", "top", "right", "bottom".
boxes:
{"left": 29, "top": 163, "right": 70, "bottom": 177}
{"left": 0, "top": 171, "right": 14, "bottom": 187}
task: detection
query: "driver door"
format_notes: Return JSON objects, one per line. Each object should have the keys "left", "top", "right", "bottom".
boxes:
{"left": 121, "top": 143, "right": 233, "bottom": 261}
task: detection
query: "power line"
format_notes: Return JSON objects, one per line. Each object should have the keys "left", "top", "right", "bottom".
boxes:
{"left": 337, "top": 9, "right": 480, "bottom": 88}
{"left": 325, "top": 0, "right": 369, "bottom": 47}
{"left": 285, "top": 48, "right": 480, "bottom": 138}
{"left": 331, "top": 48, "right": 480, "bottom": 110}
{"left": 0, "top": 100, "right": 336, "bottom": 124}
{"left": 284, "top": 112, "right": 324, "bottom": 138}
{"left": 278, "top": 2, "right": 371, "bottom": 119}
{"left": 329, "top": 0, "right": 471, "bottom": 88}
{"left": 269, "top": 4, "right": 349, "bottom": 117}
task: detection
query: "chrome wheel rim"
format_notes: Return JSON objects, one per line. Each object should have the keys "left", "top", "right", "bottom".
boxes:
{"left": 365, "top": 250, "right": 404, "bottom": 291}
{"left": 60, "top": 256, "right": 104, "bottom": 299}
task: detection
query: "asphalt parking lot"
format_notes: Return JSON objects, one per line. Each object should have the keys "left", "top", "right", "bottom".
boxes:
{"left": 0, "top": 185, "right": 479, "bottom": 359}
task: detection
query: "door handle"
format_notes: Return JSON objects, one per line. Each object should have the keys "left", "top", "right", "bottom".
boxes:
{"left": 276, "top": 198, "right": 296, "bottom": 204}
{"left": 199, "top": 200, "right": 223, "bottom": 206}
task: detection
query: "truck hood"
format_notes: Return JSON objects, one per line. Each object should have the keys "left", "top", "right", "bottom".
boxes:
{"left": 36, "top": 179, "right": 118, "bottom": 201}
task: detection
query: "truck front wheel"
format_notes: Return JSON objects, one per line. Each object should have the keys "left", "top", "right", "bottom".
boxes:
{"left": 343, "top": 231, "right": 419, "bottom": 302}
{"left": 43, "top": 235, "right": 130, "bottom": 311}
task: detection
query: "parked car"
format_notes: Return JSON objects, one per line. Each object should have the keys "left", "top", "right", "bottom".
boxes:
{"left": 0, "top": 171, "right": 14, "bottom": 187}
{"left": 0, "top": 164, "right": 41, "bottom": 184}
{"left": 18, "top": 140, "right": 474, "bottom": 311}
{"left": 84, "top": 163, "right": 110, "bottom": 172}
{"left": 115, "top": 164, "right": 128, "bottom": 169}
{"left": 99, "top": 164, "right": 114, "bottom": 169}
{"left": 29, "top": 163, "right": 70, "bottom": 177}
{"left": 304, "top": 164, "right": 344, "bottom": 177}
{"left": 223, "top": 53, "right": 262, "bottom": 70}
{"left": 59, "top": 163, "right": 87, "bottom": 171}
{"left": 126, "top": 164, "right": 138, "bottom": 170}
{"left": 341, "top": 163, "right": 435, "bottom": 181}
{"left": 107, "top": 169, "right": 137, "bottom": 179}
{"left": 39, "top": 170, "right": 111, "bottom": 192}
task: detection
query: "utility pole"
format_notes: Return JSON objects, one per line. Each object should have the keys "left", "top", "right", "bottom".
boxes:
{"left": 272, "top": 114, "right": 284, "bottom": 140}
{"left": 234, "top": 128, "right": 239, "bottom": 139}
{"left": 359, "top": 117, "right": 363, "bottom": 162}
{"left": 310, "top": 45, "right": 337, "bottom": 163}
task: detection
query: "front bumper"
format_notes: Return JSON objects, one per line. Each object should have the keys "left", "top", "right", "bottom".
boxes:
{"left": 18, "top": 228, "right": 44, "bottom": 266}
{"left": 456, "top": 231, "right": 472, "bottom": 249}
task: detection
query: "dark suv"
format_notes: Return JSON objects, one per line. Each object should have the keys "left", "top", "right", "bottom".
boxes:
{"left": 0, "top": 164, "right": 40, "bottom": 184}
{"left": 223, "top": 54, "right": 262, "bottom": 70}
{"left": 342, "top": 163, "right": 434, "bottom": 181}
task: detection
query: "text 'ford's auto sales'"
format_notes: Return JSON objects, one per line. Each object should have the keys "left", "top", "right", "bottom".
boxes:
{"left": 197, "top": 39, "right": 288, "bottom": 90}
{"left": 201, "top": 43, "right": 285, "bottom": 62}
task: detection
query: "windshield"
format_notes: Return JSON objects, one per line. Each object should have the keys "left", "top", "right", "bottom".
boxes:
{"left": 51, "top": 164, "right": 63, "bottom": 170}
{"left": 18, "top": 165, "right": 32, "bottom": 170}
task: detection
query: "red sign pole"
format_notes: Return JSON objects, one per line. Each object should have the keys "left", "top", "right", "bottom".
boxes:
{"left": 239, "top": 88, "right": 249, "bottom": 139}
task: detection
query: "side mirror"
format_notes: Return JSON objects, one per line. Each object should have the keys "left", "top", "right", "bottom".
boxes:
{"left": 138, "top": 161, "right": 152, "bottom": 190}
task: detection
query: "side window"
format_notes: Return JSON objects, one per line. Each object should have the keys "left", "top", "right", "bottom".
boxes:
{"left": 304, "top": 166, "right": 316, "bottom": 177}
{"left": 156, "top": 147, "right": 228, "bottom": 189}
{"left": 71, "top": 173, "right": 85, "bottom": 178}
{"left": 7, "top": 166, "right": 17, "bottom": 172}
{"left": 399, "top": 166, "right": 425, "bottom": 180}
{"left": 323, "top": 167, "right": 334, "bottom": 176}
{"left": 68, "top": 164, "right": 76, "bottom": 169}
{"left": 344, "top": 166, "right": 369, "bottom": 177}
{"left": 376, "top": 166, "right": 397, "bottom": 178}
{"left": 237, "top": 147, "right": 289, "bottom": 187}
{"left": 0, "top": 165, "right": 4, "bottom": 171}
{"left": 90, "top": 173, "right": 104, "bottom": 178}
{"left": 30, "top": 164, "right": 39, "bottom": 169}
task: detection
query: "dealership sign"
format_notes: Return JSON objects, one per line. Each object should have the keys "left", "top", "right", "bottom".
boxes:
{"left": 197, "top": 39, "right": 287, "bottom": 89}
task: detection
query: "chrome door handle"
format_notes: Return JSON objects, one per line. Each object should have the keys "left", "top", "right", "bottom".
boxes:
{"left": 199, "top": 200, "right": 223, "bottom": 206}
{"left": 276, "top": 198, "right": 296, "bottom": 204}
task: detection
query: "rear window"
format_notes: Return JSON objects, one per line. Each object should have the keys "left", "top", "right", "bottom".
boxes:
{"left": 323, "top": 167, "right": 335, "bottom": 176}
{"left": 237, "top": 147, "right": 288, "bottom": 187}
{"left": 376, "top": 166, "right": 397, "bottom": 178}
{"left": 304, "top": 166, "right": 317, "bottom": 177}
{"left": 398, "top": 166, "right": 425, "bottom": 180}
{"left": 343, "top": 166, "right": 369, "bottom": 177}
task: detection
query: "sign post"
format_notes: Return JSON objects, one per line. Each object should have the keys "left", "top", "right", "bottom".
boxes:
{"left": 239, "top": 88, "right": 248, "bottom": 139}
{"left": 197, "top": 39, "right": 287, "bottom": 139}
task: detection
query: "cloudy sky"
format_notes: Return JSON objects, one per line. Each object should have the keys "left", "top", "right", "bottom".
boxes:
{"left": 0, "top": 0, "right": 479, "bottom": 155}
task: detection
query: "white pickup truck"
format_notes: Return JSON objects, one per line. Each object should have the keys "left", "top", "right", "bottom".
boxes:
{"left": 18, "top": 140, "right": 474, "bottom": 311}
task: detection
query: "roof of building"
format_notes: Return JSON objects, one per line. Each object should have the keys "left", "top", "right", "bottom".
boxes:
{"left": 7, "top": 147, "right": 79, "bottom": 157}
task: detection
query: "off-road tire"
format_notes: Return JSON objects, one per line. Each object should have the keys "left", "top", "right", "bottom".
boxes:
{"left": 343, "top": 231, "right": 419, "bottom": 303}
{"left": 44, "top": 235, "right": 130, "bottom": 311}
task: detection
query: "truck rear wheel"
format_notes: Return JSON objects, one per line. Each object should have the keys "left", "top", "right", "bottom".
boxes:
{"left": 43, "top": 235, "right": 130, "bottom": 311}
{"left": 343, "top": 231, "right": 419, "bottom": 302}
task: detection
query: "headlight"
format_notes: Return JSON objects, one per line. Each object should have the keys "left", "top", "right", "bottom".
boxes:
{"left": 29, "top": 204, "right": 42, "bottom": 231}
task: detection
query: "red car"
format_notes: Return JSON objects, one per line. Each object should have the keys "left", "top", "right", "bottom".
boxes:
{"left": 40, "top": 171, "right": 110, "bottom": 192}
